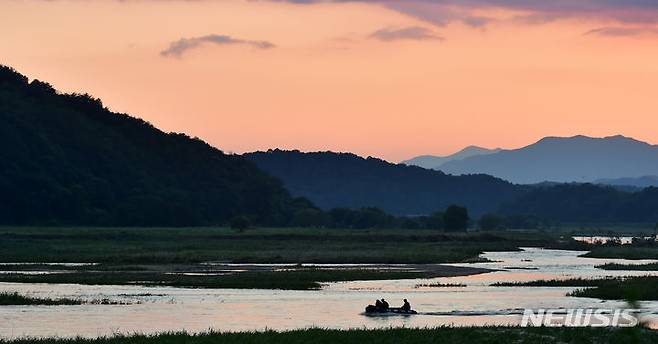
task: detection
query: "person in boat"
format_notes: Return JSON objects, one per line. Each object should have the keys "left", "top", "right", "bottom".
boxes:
{"left": 401, "top": 299, "right": 411, "bottom": 312}
{"left": 380, "top": 298, "right": 389, "bottom": 310}
{"left": 375, "top": 299, "right": 383, "bottom": 310}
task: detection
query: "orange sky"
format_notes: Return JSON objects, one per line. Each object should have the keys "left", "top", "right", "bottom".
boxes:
{"left": 2, "top": 0, "right": 658, "bottom": 162}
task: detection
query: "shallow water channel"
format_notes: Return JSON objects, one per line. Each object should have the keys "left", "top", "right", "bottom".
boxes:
{"left": 1, "top": 248, "right": 657, "bottom": 338}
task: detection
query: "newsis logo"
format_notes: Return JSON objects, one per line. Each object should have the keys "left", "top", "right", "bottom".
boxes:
{"left": 521, "top": 309, "right": 640, "bottom": 327}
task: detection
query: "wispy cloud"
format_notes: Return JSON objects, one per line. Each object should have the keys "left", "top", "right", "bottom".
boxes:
{"left": 369, "top": 26, "right": 444, "bottom": 42}
{"left": 160, "top": 34, "right": 275, "bottom": 58}
{"left": 584, "top": 27, "right": 658, "bottom": 37}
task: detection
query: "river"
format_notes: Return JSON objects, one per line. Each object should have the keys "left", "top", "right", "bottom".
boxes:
{"left": 1, "top": 248, "right": 657, "bottom": 338}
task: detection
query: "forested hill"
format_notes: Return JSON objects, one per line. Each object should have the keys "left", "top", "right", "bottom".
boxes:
{"left": 245, "top": 149, "right": 524, "bottom": 216}
{"left": 245, "top": 150, "right": 658, "bottom": 224}
{"left": 0, "top": 65, "right": 304, "bottom": 226}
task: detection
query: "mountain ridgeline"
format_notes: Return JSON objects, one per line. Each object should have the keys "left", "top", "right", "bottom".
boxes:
{"left": 2, "top": 64, "right": 658, "bottom": 227}
{"left": 0, "top": 65, "right": 309, "bottom": 226}
{"left": 435, "top": 135, "right": 658, "bottom": 184}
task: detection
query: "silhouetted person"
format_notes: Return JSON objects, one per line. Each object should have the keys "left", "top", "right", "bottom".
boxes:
{"left": 402, "top": 299, "right": 411, "bottom": 312}
{"left": 375, "top": 299, "right": 383, "bottom": 310}
{"left": 381, "top": 298, "right": 389, "bottom": 310}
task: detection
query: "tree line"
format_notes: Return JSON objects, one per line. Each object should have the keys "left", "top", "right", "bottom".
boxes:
{"left": 231, "top": 204, "right": 472, "bottom": 231}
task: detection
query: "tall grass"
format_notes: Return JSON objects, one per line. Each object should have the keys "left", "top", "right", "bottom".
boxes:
{"left": 1, "top": 327, "right": 656, "bottom": 344}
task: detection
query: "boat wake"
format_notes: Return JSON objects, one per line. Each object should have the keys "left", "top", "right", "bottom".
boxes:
{"left": 421, "top": 309, "right": 528, "bottom": 317}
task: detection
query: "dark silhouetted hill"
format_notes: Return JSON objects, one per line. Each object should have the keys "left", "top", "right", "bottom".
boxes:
{"left": 439, "top": 135, "right": 658, "bottom": 184}
{"left": 0, "top": 65, "right": 303, "bottom": 226}
{"left": 245, "top": 149, "right": 523, "bottom": 216}
{"left": 246, "top": 150, "right": 658, "bottom": 225}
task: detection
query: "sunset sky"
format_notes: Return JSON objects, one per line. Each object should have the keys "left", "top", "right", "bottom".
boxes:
{"left": 2, "top": 0, "right": 658, "bottom": 162}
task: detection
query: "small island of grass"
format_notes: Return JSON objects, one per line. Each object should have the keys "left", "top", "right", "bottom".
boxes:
{"left": 595, "top": 262, "right": 658, "bottom": 271}
{"left": 0, "top": 291, "right": 82, "bottom": 306}
{"left": 491, "top": 276, "right": 658, "bottom": 301}
{"left": 581, "top": 246, "right": 658, "bottom": 260}
{"left": 0, "top": 292, "right": 136, "bottom": 306}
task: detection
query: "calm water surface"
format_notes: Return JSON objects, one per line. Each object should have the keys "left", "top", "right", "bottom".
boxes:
{"left": 1, "top": 248, "right": 657, "bottom": 338}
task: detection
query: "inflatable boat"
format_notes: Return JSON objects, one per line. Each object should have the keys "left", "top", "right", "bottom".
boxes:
{"left": 364, "top": 305, "right": 418, "bottom": 315}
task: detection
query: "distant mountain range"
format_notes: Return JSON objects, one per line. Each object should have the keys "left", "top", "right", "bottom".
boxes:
{"left": 402, "top": 146, "right": 501, "bottom": 170}
{"left": 406, "top": 135, "right": 658, "bottom": 185}
{"left": 3, "top": 63, "right": 658, "bottom": 226}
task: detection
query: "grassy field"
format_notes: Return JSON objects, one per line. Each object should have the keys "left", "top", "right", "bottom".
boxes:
{"left": 0, "top": 226, "right": 564, "bottom": 290}
{"left": 1, "top": 327, "right": 656, "bottom": 344}
{"left": 596, "top": 263, "right": 658, "bottom": 271}
{"left": 3, "top": 226, "right": 657, "bottom": 290}
{"left": 0, "top": 227, "right": 563, "bottom": 264}
{"left": 492, "top": 276, "right": 658, "bottom": 301}
{"left": 1, "top": 226, "right": 656, "bottom": 264}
